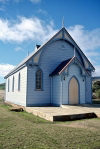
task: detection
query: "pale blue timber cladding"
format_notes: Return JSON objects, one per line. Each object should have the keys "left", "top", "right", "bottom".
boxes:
{"left": 26, "top": 66, "right": 51, "bottom": 106}
{"left": 85, "top": 76, "right": 92, "bottom": 104}
{"left": 5, "top": 67, "right": 27, "bottom": 106}
{"left": 52, "top": 63, "right": 86, "bottom": 105}
{"left": 26, "top": 40, "right": 74, "bottom": 106}
{"left": 52, "top": 76, "right": 61, "bottom": 106}
{"left": 67, "top": 64, "right": 85, "bottom": 104}
{"left": 26, "top": 40, "right": 86, "bottom": 106}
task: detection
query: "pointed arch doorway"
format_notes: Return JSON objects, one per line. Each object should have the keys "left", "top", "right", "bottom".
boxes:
{"left": 69, "top": 77, "right": 79, "bottom": 104}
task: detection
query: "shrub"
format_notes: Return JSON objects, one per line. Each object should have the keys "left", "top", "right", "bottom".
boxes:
{"left": 92, "top": 94, "right": 97, "bottom": 99}
{"left": 92, "top": 81, "right": 100, "bottom": 92}
{"left": 95, "top": 89, "right": 100, "bottom": 99}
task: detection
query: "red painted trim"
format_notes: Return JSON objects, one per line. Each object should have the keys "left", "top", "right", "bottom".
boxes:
{"left": 59, "top": 56, "right": 75, "bottom": 74}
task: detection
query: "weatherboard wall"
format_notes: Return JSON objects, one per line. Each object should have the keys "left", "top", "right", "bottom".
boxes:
{"left": 26, "top": 66, "right": 51, "bottom": 106}
{"left": 52, "top": 63, "right": 86, "bottom": 105}
{"left": 26, "top": 40, "right": 77, "bottom": 106}
{"left": 5, "top": 67, "right": 27, "bottom": 106}
{"left": 26, "top": 40, "right": 90, "bottom": 106}
{"left": 52, "top": 76, "right": 61, "bottom": 105}
{"left": 85, "top": 76, "right": 92, "bottom": 103}
{"left": 39, "top": 40, "right": 75, "bottom": 104}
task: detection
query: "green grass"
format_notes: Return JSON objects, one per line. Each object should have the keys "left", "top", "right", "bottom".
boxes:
{"left": 0, "top": 83, "right": 5, "bottom": 90}
{"left": 0, "top": 98, "right": 100, "bottom": 149}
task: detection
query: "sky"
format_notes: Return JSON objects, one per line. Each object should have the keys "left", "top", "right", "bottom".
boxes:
{"left": 0, "top": 0, "right": 100, "bottom": 83}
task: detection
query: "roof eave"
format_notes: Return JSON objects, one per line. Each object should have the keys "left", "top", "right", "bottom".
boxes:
{"left": 4, "top": 63, "right": 26, "bottom": 79}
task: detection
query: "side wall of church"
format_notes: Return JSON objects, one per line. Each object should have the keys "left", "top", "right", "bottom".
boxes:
{"left": 5, "top": 67, "right": 27, "bottom": 106}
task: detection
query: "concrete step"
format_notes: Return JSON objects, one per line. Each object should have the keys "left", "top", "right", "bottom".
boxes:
{"left": 53, "top": 112, "right": 97, "bottom": 121}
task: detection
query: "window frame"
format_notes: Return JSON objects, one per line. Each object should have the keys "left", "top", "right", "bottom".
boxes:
{"left": 12, "top": 76, "right": 14, "bottom": 92}
{"left": 18, "top": 73, "right": 21, "bottom": 91}
{"left": 35, "top": 69, "right": 43, "bottom": 90}
{"left": 8, "top": 78, "right": 10, "bottom": 92}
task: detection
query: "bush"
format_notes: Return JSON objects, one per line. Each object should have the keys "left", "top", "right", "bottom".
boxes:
{"left": 95, "top": 89, "right": 100, "bottom": 99}
{"left": 92, "top": 94, "right": 97, "bottom": 99}
{"left": 0, "top": 83, "right": 5, "bottom": 90}
{"left": 92, "top": 81, "right": 100, "bottom": 92}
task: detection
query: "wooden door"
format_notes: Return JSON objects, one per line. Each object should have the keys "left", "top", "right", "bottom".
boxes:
{"left": 69, "top": 77, "right": 79, "bottom": 104}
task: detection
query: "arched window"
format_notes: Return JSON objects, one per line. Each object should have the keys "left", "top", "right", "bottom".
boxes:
{"left": 18, "top": 73, "right": 21, "bottom": 91}
{"left": 12, "top": 76, "right": 14, "bottom": 92}
{"left": 8, "top": 79, "right": 9, "bottom": 92}
{"left": 36, "top": 69, "right": 42, "bottom": 90}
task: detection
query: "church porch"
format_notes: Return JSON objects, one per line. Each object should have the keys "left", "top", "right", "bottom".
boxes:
{"left": 25, "top": 104, "right": 100, "bottom": 121}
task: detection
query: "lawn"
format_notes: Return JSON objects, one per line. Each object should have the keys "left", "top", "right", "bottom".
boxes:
{"left": 0, "top": 98, "right": 100, "bottom": 149}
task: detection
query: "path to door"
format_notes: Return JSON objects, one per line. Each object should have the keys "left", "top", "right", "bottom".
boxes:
{"left": 25, "top": 104, "right": 100, "bottom": 121}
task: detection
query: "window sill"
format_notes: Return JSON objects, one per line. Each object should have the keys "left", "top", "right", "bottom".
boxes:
{"left": 35, "top": 89, "right": 44, "bottom": 91}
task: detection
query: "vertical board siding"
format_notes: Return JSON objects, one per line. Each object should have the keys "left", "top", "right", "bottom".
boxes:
{"left": 37, "top": 40, "right": 74, "bottom": 105}
{"left": 27, "top": 40, "right": 77, "bottom": 106}
{"left": 52, "top": 76, "right": 61, "bottom": 106}
{"left": 65, "top": 64, "right": 85, "bottom": 104}
{"left": 85, "top": 76, "right": 92, "bottom": 104}
{"left": 26, "top": 66, "right": 51, "bottom": 106}
{"left": 5, "top": 67, "right": 27, "bottom": 106}
{"left": 52, "top": 64, "right": 86, "bottom": 105}
{"left": 27, "top": 40, "right": 87, "bottom": 106}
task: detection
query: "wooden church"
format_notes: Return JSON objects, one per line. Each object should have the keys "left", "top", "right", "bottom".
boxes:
{"left": 4, "top": 27, "right": 95, "bottom": 106}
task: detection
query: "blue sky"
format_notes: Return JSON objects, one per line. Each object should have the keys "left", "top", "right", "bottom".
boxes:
{"left": 0, "top": 0, "right": 100, "bottom": 83}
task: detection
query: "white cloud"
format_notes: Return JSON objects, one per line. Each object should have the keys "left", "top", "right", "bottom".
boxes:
{"left": 1, "top": 17, "right": 100, "bottom": 53}
{"left": 0, "top": 17, "right": 57, "bottom": 43}
{"left": 68, "top": 25, "right": 100, "bottom": 52}
{"left": 0, "top": 64, "right": 15, "bottom": 77}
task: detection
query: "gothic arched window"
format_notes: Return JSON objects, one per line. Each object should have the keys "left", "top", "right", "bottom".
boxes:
{"left": 36, "top": 69, "right": 42, "bottom": 90}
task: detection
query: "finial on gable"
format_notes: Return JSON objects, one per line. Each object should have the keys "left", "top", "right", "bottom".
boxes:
{"left": 62, "top": 16, "right": 64, "bottom": 28}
